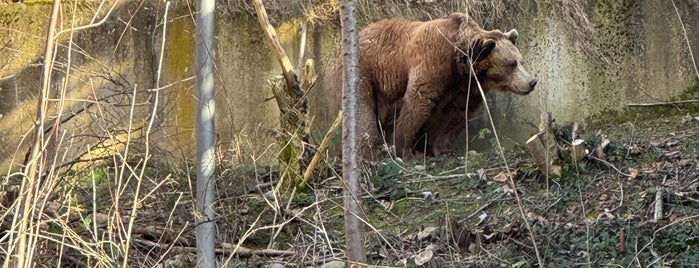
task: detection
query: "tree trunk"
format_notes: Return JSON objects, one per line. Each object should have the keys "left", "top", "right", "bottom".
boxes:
{"left": 340, "top": 0, "right": 366, "bottom": 266}
{"left": 253, "top": 0, "right": 311, "bottom": 189}
{"left": 195, "top": 0, "right": 217, "bottom": 267}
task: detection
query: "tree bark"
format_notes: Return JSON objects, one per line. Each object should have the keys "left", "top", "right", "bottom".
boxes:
{"left": 253, "top": 0, "right": 311, "bottom": 188}
{"left": 12, "top": 1, "right": 61, "bottom": 267}
{"left": 340, "top": 0, "right": 366, "bottom": 266}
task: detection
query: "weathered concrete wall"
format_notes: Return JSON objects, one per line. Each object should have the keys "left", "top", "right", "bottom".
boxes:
{"left": 1, "top": 1, "right": 698, "bottom": 172}
{"left": 482, "top": 0, "right": 699, "bottom": 144}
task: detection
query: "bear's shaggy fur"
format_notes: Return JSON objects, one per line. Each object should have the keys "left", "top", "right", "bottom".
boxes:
{"left": 352, "top": 13, "right": 537, "bottom": 159}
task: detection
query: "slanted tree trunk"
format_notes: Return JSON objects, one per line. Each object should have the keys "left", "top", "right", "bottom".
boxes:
{"left": 340, "top": 0, "right": 366, "bottom": 266}
{"left": 253, "top": 0, "right": 312, "bottom": 189}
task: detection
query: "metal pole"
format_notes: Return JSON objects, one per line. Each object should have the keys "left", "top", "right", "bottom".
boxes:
{"left": 196, "top": 0, "right": 216, "bottom": 267}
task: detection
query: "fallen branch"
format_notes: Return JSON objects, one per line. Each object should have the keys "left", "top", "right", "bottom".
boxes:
{"left": 302, "top": 110, "right": 342, "bottom": 184}
{"left": 132, "top": 238, "right": 296, "bottom": 257}
{"left": 627, "top": 99, "right": 699, "bottom": 107}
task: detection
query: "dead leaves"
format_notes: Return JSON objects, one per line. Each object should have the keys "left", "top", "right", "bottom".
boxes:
{"left": 490, "top": 170, "right": 519, "bottom": 195}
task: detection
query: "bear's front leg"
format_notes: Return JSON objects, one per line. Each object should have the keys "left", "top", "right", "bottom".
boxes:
{"left": 393, "top": 75, "right": 447, "bottom": 158}
{"left": 354, "top": 78, "right": 383, "bottom": 161}
{"left": 422, "top": 93, "right": 468, "bottom": 156}
{"left": 426, "top": 109, "right": 465, "bottom": 156}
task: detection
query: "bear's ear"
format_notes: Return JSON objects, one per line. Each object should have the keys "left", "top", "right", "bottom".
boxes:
{"left": 479, "top": 39, "right": 496, "bottom": 59}
{"left": 505, "top": 29, "right": 519, "bottom": 45}
{"left": 469, "top": 38, "right": 496, "bottom": 62}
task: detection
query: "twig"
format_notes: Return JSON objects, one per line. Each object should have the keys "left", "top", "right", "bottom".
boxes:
{"left": 670, "top": 0, "right": 699, "bottom": 79}
{"left": 132, "top": 238, "right": 296, "bottom": 257}
{"left": 618, "top": 228, "right": 626, "bottom": 252}
{"left": 122, "top": 2, "right": 170, "bottom": 266}
{"left": 578, "top": 184, "right": 592, "bottom": 266}
{"left": 10, "top": 1, "right": 62, "bottom": 267}
{"left": 627, "top": 99, "right": 699, "bottom": 107}
{"left": 588, "top": 155, "right": 633, "bottom": 177}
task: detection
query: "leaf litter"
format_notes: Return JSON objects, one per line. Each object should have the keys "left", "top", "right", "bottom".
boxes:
{"left": 143, "top": 108, "right": 699, "bottom": 267}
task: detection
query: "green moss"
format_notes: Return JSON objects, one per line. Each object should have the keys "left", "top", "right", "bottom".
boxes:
{"left": 21, "top": 0, "right": 53, "bottom": 6}
{"left": 674, "top": 79, "right": 699, "bottom": 101}
{"left": 391, "top": 199, "right": 415, "bottom": 214}
{"left": 589, "top": 79, "right": 699, "bottom": 128}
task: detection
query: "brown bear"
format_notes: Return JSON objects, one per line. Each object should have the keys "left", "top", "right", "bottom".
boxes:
{"left": 351, "top": 13, "right": 537, "bottom": 160}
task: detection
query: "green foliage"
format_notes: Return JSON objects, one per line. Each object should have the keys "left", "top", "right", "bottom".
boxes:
{"left": 477, "top": 128, "right": 492, "bottom": 140}
{"left": 674, "top": 79, "right": 699, "bottom": 101}
{"left": 653, "top": 226, "right": 699, "bottom": 265}
{"left": 371, "top": 160, "right": 409, "bottom": 201}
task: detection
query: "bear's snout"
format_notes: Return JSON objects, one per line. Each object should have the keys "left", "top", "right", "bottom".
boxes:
{"left": 517, "top": 78, "right": 537, "bottom": 95}
{"left": 512, "top": 77, "right": 537, "bottom": 95}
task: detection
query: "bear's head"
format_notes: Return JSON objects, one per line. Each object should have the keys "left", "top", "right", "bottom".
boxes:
{"left": 467, "top": 28, "right": 538, "bottom": 95}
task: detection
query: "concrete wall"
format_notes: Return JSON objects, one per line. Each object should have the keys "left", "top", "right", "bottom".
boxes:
{"left": 1, "top": 1, "right": 697, "bottom": 172}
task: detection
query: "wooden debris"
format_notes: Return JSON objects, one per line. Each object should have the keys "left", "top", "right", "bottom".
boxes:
{"left": 627, "top": 99, "right": 699, "bottom": 107}
{"left": 571, "top": 139, "right": 586, "bottom": 163}
{"left": 595, "top": 131, "right": 610, "bottom": 161}
{"left": 254, "top": 0, "right": 315, "bottom": 188}
{"left": 526, "top": 112, "right": 561, "bottom": 177}
{"left": 654, "top": 187, "right": 664, "bottom": 220}
{"left": 302, "top": 110, "right": 342, "bottom": 184}
{"left": 571, "top": 122, "right": 579, "bottom": 140}
{"left": 617, "top": 228, "right": 626, "bottom": 252}
{"left": 526, "top": 134, "right": 548, "bottom": 173}
{"left": 414, "top": 244, "right": 436, "bottom": 265}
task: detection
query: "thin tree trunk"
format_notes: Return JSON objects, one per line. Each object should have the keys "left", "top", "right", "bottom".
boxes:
{"left": 253, "top": 0, "right": 311, "bottom": 188}
{"left": 11, "top": 1, "right": 61, "bottom": 267}
{"left": 340, "top": 0, "right": 366, "bottom": 266}
{"left": 195, "top": 0, "right": 217, "bottom": 267}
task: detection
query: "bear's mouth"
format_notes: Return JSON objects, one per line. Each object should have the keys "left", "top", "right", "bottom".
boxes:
{"left": 514, "top": 87, "right": 535, "bottom": 95}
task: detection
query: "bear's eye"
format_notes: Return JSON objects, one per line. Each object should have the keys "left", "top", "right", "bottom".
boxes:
{"left": 508, "top": 61, "right": 518, "bottom": 69}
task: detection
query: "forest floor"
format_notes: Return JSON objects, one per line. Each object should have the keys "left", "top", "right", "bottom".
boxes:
{"left": 43, "top": 84, "right": 699, "bottom": 268}
{"left": 192, "top": 100, "right": 699, "bottom": 267}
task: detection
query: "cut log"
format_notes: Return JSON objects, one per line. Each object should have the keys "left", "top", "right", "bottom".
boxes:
{"left": 595, "top": 132, "right": 610, "bottom": 161}
{"left": 526, "top": 133, "right": 562, "bottom": 177}
{"left": 571, "top": 139, "right": 586, "bottom": 163}
{"left": 528, "top": 112, "right": 562, "bottom": 177}
{"left": 527, "top": 133, "right": 548, "bottom": 173}
{"left": 654, "top": 187, "right": 664, "bottom": 220}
